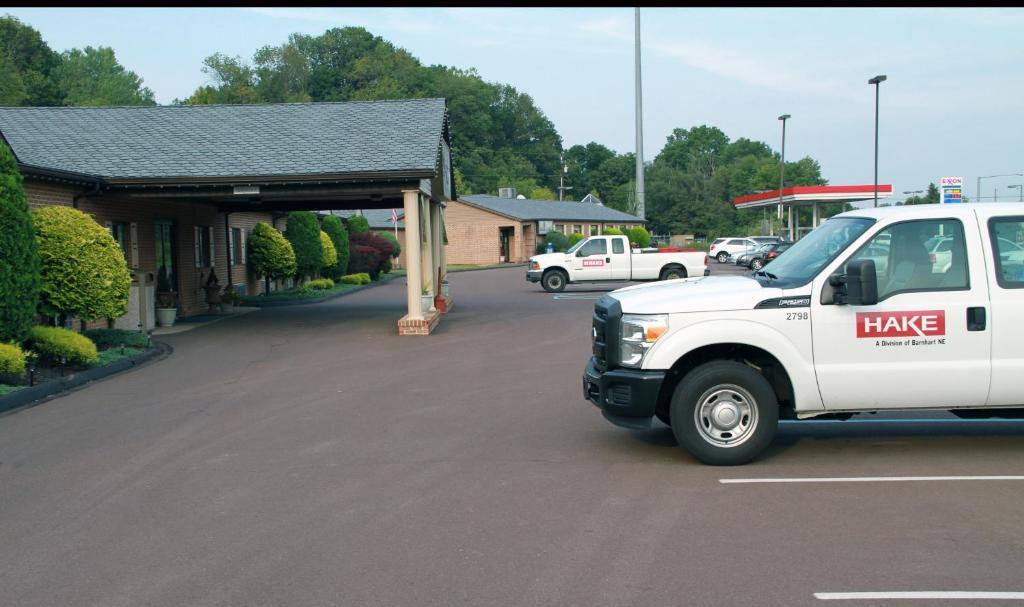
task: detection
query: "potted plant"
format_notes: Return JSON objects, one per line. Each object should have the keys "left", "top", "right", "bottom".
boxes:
{"left": 420, "top": 286, "right": 433, "bottom": 315}
{"left": 220, "top": 285, "right": 242, "bottom": 312}
{"left": 155, "top": 266, "right": 178, "bottom": 327}
{"left": 202, "top": 270, "right": 221, "bottom": 312}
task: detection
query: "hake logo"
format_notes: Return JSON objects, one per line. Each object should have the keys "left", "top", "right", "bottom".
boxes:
{"left": 582, "top": 259, "right": 605, "bottom": 267}
{"left": 856, "top": 310, "right": 945, "bottom": 338}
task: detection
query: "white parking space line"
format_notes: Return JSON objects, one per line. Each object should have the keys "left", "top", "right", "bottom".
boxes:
{"left": 720, "top": 476, "right": 1024, "bottom": 485}
{"left": 815, "top": 591, "right": 1024, "bottom": 600}
{"left": 551, "top": 294, "right": 604, "bottom": 300}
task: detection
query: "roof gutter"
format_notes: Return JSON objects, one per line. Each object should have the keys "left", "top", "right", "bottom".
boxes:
{"left": 16, "top": 162, "right": 104, "bottom": 187}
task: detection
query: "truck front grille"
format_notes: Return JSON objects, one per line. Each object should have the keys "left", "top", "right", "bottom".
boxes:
{"left": 592, "top": 296, "right": 621, "bottom": 372}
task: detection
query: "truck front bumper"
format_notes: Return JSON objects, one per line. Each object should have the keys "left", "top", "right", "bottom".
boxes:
{"left": 526, "top": 269, "right": 543, "bottom": 282}
{"left": 582, "top": 357, "right": 666, "bottom": 430}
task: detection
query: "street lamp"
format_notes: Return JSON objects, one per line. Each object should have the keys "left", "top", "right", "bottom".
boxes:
{"left": 978, "top": 173, "right": 1024, "bottom": 202}
{"left": 778, "top": 114, "right": 790, "bottom": 238}
{"left": 868, "top": 75, "right": 887, "bottom": 208}
{"left": 1009, "top": 184, "right": 1023, "bottom": 202}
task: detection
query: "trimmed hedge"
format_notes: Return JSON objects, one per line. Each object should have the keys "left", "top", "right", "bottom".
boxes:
{"left": 626, "top": 226, "right": 651, "bottom": 248}
{"left": 340, "top": 273, "right": 371, "bottom": 285}
{"left": 320, "top": 231, "right": 337, "bottom": 271}
{"left": 26, "top": 326, "right": 98, "bottom": 365}
{"left": 602, "top": 227, "right": 624, "bottom": 235}
{"left": 377, "top": 231, "right": 401, "bottom": 259}
{"left": 536, "top": 231, "right": 570, "bottom": 254}
{"left": 321, "top": 214, "right": 349, "bottom": 281}
{"left": 33, "top": 206, "right": 131, "bottom": 321}
{"left": 305, "top": 278, "right": 335, "bottom": 290}
{"left": 568, "top": 232, "right": 585, "bottom": 246}
{"left": 0, "top": 342, "right": 26, "bottom": 376}
{"left": 248, "top": 222, "right": 297, "bottom": 290}
{"left": 0, "top": 143, "right": 40, "bottom": 343}
{"left": 82, "top": 328, "right": 149, "bottom": 349}
{"left": 346, "top": 215, "right": 370, "bottom": 235}
{"left": 285, "top": 211, "right": 323, "bottom": 279}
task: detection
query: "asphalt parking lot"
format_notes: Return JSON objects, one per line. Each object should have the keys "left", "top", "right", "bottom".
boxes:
{"left": 2, "top": 264, "right": 1023, "bottom": 607}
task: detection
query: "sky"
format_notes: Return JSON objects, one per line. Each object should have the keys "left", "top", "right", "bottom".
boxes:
{"left": 5, "top": 7, "right": 1024, "bottom": 204}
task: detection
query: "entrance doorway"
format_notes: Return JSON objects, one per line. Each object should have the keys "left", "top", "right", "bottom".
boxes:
{"left": 154, "top": 219, "right": 177, "bottom": 293}
{"left": 499, "top": 227, "right": 514, "bottom": 263}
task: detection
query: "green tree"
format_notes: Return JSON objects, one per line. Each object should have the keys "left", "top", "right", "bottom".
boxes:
{"left": 346, "top": 214, "right": 370, "bottom": 235}
{"left": 0, "top": 15, "right": 61, "bottom": 105}
{"left": 626, "top": 226, "right": 651, "bottom": 248}
{"left": 376, "top": 230, "right": 401, "bottom": 259}
{"left": 568, "top": 232, "right": 585, "bottom": 246}
{"left": 284, "top": 211, "right": 323, "bottom": 280}
{"left": 32, "top": 206, "right": 131, "bottom": 322}
{"left": 904, "top": 182, "right": 941, "bottom": 205}
{"left": 248, "top": 222, "right": 297, "bottom": 293}
{"left": 0, "top": 143, "right": 40, "bottom": 343}
{"left": 55, "top": 46, "right": 156, "bottom": 106}
{"left": 320, "top": 214, "right": 349, "bottom": 280}
{"left": 320, "top": 230, "right": 337, "bottom": 273}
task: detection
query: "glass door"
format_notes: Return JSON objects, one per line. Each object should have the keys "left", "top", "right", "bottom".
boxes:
{"left": 154, "top": 220, "right": 177, "bottom": 293}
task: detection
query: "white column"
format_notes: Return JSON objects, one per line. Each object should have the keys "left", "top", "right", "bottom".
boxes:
{"left": 812, "top": 202, "right": 820, "bottom": 228}
{"left": 430, "top": 200, "right": 442, "bottom": 292}
{"left": 439, "top": 205, "right": 448, "bottom": 286}
{"left": 421, "top": 196, "right": 435, "bottom": 311}
{"left": 787, "top": 205, "right": 795, "bottom": 241}
{"left": 402, "top": 189, "right": 423, "bottom": 320}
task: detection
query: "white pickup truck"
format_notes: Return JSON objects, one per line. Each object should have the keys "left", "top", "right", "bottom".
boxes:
{"left": 582, "top": 203, "right": 1024, "bottom": 465}
{"left": 527, "top": 235, "right": 709, "bottom": 293}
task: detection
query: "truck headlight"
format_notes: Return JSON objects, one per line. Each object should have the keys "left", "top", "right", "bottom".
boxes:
{"left": 530, "top": 260, "right": 540, "bottom": 270}
{"left": 619, "top": 314, "right": 668, "bottom": 368}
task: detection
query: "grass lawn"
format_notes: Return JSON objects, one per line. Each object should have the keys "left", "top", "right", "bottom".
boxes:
{"left": 90, "top": 347, "right": 146, "bottom": 368}
{"left": 0, "top": 384, "right": 25, "bottom": 396}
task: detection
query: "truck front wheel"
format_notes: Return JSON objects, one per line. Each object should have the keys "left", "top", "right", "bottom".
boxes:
{"left": 542, "top": 270, "right": 568, "bottom": 293}
{"left": 669, "top": 360, "right": 778, "bottom": 465}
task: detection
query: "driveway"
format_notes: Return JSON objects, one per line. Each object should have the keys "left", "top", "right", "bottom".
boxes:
{"left": 2, "top": 266, "right": 1023, "bottom": 607}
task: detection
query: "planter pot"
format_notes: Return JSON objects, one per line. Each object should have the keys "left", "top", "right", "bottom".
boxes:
{"left": 156, "top": 307, "right": 177, "bottom": 327}
{"left": 420, "top": 295, "right": 433, "bottom": 315}
{"left": 441, "top": 283, "right": 450, "bottom": 297}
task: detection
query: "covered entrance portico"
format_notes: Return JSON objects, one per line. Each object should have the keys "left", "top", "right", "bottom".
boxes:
{"left": 733, "top": 184, "right": 893, "bottom": 240}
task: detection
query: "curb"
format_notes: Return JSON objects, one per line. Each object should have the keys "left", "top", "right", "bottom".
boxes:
{"left": 0, "top": 342, "right": 171, "bottom": 416}
{"left": 242, "top": 274, "right": 404, "bottom": 308}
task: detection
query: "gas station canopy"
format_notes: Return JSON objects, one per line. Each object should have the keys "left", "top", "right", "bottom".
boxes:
{"left": 733, "top": 184, "right": 893, "bottom": 240}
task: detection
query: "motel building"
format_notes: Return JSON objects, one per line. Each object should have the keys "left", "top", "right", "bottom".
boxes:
{"left": 0, "top": 98, "right": 456, "bottom": 335}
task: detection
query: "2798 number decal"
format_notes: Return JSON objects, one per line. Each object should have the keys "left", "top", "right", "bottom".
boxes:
{"left": 786, "top": 312, "right": 809, "bottom": 321}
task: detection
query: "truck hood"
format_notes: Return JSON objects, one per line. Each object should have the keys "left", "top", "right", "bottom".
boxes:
{"left": 530, "top": 252, "right": 575, "bottom": 266}
{"left": 608, "top": 275, "right": 784, "bottom": 314}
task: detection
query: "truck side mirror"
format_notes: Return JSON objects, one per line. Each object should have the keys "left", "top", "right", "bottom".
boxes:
{"left": 830, "top": 259, "right": 878, "bottom": 306}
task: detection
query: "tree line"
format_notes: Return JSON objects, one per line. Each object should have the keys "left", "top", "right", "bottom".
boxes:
{"left": 1, "top": 14, "right": 837, "bottom": 238}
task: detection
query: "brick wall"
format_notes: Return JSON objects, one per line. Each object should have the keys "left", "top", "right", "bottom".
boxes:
{"left": 443, "top": 199, "right": 525, "bottom": 265}
{"left": 24, "top": 182, "right": 77, "bottom": 209}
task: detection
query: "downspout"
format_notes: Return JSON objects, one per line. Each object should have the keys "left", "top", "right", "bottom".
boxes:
{"left": 224, "top": 211, "right": 232, "bottom": 287}
{"left": 73, "top": 182, "right": 102, "bottom": 209}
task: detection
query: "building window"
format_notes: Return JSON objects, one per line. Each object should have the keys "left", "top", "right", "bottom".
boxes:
{"left": 554, "top": 223, "right": 565, "bottom": 235}
{"left": 108, "top": 222, "right": 129, "bottom": 260}
{"left": 573, "top": 224, "right": 582, "bottom": 234}
{"left": 589, "top": 225, "right": 598, "bottom": 236}
{"left": 195, "top": 225, "right": 214, "bottom": 267}
{"left": 229, "top": 227, "right": 245, "bottom": 265}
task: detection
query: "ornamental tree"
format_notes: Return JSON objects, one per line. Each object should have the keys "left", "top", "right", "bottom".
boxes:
{"left": 320, "top": 230, "right": 337, "bottom": 273}
{"left": 248, "top": 222, "right": 296, "bottom": 294}
{"left": 32, "top": 206, "right": 131, "bottom": 322}
{"left": 320, "top": 214, "right": 349, "bottom": 280}
{"left": 284, "top": 211, "right": 323, "bottom": 280}
{"left": 626, "top": 226, "right": 651, "bottom": 248}
{"left": 346, "top": 214, "right": 370, "bottom": 235}
{"left": 0, "top": 143, "right": 40, "bottom": 343}
{"left": 377, "top": 230, "right": 401, "bottom": 259}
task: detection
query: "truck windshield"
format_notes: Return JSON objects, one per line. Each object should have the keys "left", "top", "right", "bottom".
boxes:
{"left": 756, "top": 217, "right": 874, "bottom": 287}
{"left": 566, "top": 238, "right": 588, "bottom": 254}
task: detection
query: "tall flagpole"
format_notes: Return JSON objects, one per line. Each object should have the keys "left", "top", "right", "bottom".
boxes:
{"left": 634, "top": 7, "right": 645, "bottom": 220}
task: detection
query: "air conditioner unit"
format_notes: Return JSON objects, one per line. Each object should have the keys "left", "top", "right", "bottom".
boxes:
{"left": 538, "top": 220, "right": 553, "bottom": 235}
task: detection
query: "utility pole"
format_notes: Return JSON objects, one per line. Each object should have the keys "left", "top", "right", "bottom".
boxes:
{"left": 778, "top": 114, "right": 790, "bottom": 238}
{"left": 558, "top": 162, "right": 573, "bottom": 201}
{"left": 868, "top": 75, "right": 887, "bottom": 208}
{"left": 634, "top": 7, "right": 645, "bottom": 220}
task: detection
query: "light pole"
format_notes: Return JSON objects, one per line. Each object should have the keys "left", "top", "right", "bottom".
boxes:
{"left": 978, "top": 173, "right": 1024, "bottom": 202}
{"left": 778, "top": 114, "right": 790, "bottom": 238}
{"left": 868, "top": 75, "right": 887, "bottom": 208}
{"left": 634, "top": 7, "right": 645, "bottom": 220}
{"left": 902, "top": 189, "right": 923, "bottom": 205}
{"left": 1009, "top": 184, "right": 1023, "bottom": 202}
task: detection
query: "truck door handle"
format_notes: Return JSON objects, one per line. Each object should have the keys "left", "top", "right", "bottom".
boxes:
{"left": 606, "top": 257, "right": 610, "bottom": 263}
{"left": 967, "top": 306, "right": 986, "bottom": 331}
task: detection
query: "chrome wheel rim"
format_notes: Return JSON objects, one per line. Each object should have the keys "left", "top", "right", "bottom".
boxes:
{"left": 693, "top": 384, "right": 758, "bottom": 448}
{"left": 752, "top": 259, "right": 763, "bottom": 270}
{"left": 547, "top": 275, "right": 563, "bottom": 289}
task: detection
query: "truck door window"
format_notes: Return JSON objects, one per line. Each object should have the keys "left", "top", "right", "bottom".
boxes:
{"left": 845, "top": 219, "right": 968, "bottom": 300}
{"left": 989, "top": 217, "right": 1024, "bottom": 288}
{"left": 579, "top": 239, "right": 608, "bottom": 257}
{"left": 612, "top": 238, "right": 625, "bottom": 254}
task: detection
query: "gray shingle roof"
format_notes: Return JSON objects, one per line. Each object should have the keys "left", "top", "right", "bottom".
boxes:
{"left": 0, "top": 98, "right": 447, "bottom": 181}
{"left": 460, "top": 194, "right": 645, "bottom": 223}
{"left": 326, "top": 209, "right": 404, "bottom": 230}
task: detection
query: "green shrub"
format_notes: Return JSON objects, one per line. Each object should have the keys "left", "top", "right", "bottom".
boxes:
{"left": 248, "top": 222, "right": 296, "bottom": 292}
{"left": 305, "top": 278, "right": 334, "bottom": 290}
{"left": 346, "top": 215, "right": 370, "bottom": 235}
{"left": 626, "top": 226, "right": 651, "bottom": 248}
{"left": 377, "top": 231, "right": 401, "bottom": 259}
{"left": 320, "top": 231, "right": 337, "bottom": 272}
{"left": 32, "top": 206, "right": 130, "bottom": 322}
{"left": 321, "top": 215, "right": 349, "bottom": 281}
{"left": 82, "top": 328, "right": 149, "bottom": 349}
{"left": 0, "top": 143, "right": 40, "bottom": 343}
{"left": 0, "top": 342, "right": 26, "bottom": 376}
{"left": 341, "top": 273, "right": 371, "bottom": 285}
{"left": 285, "top": 211, "right": 323, "bottom": 279}
{"left": 602, "top": 227, "right": 624, "bottom": 235}
{"left": 568, "top": 232, "right": 585, "bottom": 246}
{"left": 26, "top": 326, "right": 98, "bottom": 365}
{"left": 536, "top": 231, "right": 570, "bottom": 254}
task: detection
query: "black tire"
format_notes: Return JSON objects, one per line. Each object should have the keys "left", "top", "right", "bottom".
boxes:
{"left": 716, "top": 252, "right": 729, "bottom": 263}
{"left": 542, "top": 270, "right": 568, "bottom": 293}
{"left": 660, "top": 266, "right": 686, "bottom": 281}
{"left": 750, "top": 258, "right": 764, "bottom": 271}
{"left": 669, "top": 360, "right": 778, "bottom": 465}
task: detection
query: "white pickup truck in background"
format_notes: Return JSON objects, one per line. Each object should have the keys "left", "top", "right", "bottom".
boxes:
{"left": 582, "top": 203, "right": 1024, "bottom": 465}
{"left": 527, "top": 235, "right": 709, "bottom": 293}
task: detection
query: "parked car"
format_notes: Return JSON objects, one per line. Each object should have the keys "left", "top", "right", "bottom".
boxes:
{"left": 750, "top": 236, "right": 783, "bottom": 245}
{"left": 750, "top": 242, "right": 793, "bottom": 270}
{"left": 709, "top": 237, "right": 759, "bottom": 263}
{"left": 734, "top": 243, "right": 774, "bottom": 267}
